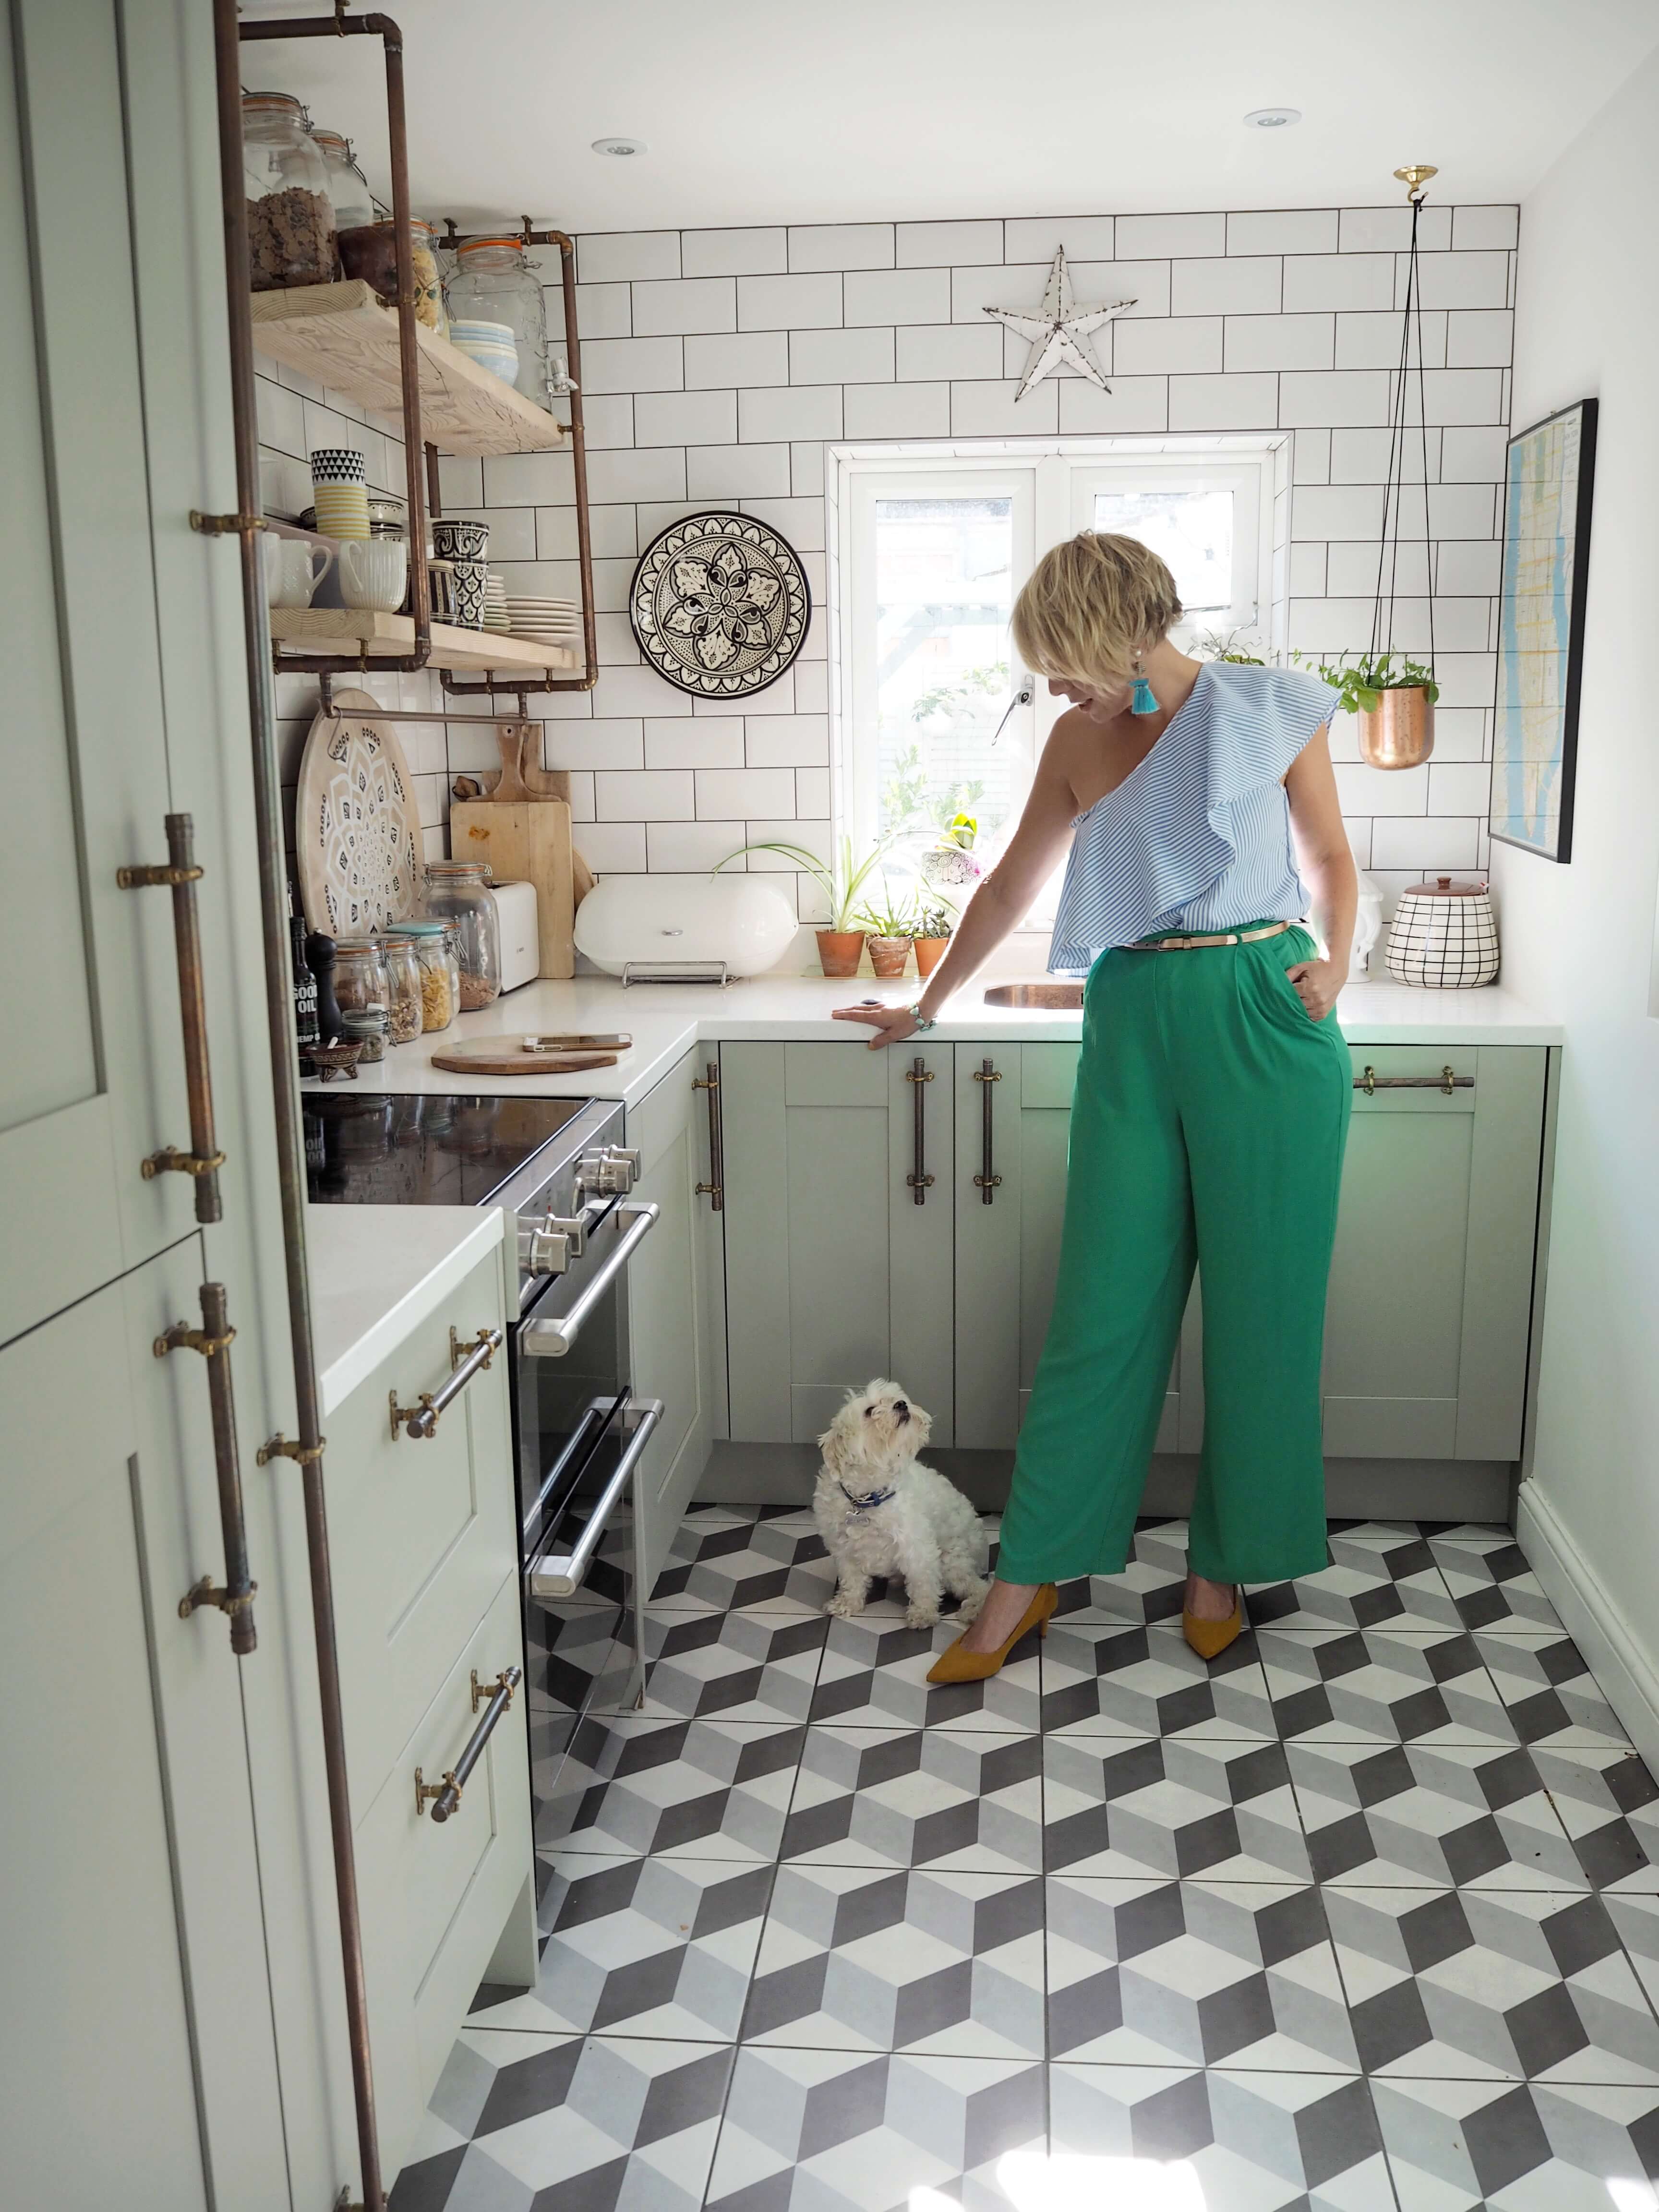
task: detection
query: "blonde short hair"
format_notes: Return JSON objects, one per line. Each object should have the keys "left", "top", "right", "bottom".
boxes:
{"left": 1011, "top": 531, "right": 1183, "bottom": 689}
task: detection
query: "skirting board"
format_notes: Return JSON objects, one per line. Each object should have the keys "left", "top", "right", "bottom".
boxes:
{"left": 1516, "top": 1478, "right": 1659, "bottom": 1779}
{"left": 698, "top": 1442, "right": 1513, "bottom": 1522}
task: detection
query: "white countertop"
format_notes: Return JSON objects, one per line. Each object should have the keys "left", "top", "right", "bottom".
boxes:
{"left": 306, "top": 1201, "right": 505, "bottom": 1415}
{"left": 302, "top": 970, "right": 1563, "bottom": 1111}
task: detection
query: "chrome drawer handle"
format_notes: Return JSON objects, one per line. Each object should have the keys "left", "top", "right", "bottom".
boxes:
{"left": 390, "top": 1324, "right": 503, "bottom": 1440}
{"left": 529, "top": 1398, "right": 662, "bottom": 1599}
{"left": 415, "top": 1664, "right": 522, "bottom": 1823}
{"left": 520, "top": 1202, "right": 660, "bottom": 1358}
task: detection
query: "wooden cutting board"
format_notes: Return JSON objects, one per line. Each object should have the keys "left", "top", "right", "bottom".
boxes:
{"left": 429, "top": 1042, "right": 619, "bottom": 1075}
{"left": 448, "top": 797, "right": 574, "bottom": 978}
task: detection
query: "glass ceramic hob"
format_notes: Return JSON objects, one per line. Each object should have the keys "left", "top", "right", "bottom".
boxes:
{"left": 302, "top": 1091, "right": 589, "bottom": 1207}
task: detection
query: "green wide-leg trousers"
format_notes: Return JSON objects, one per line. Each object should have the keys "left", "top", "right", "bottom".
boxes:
{"left": 996, "top": 926, "right": 1352, "bottom": 1587}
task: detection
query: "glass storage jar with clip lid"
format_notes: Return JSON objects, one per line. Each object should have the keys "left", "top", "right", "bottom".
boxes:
{"left": 419, "top": 860, "right": 502, "bottom": 1011}
{"left": 242, "top": 92, "right": 337, "bottom": 290}
{"left": 379, "top": 931, "right": 423, "bottom": 1045}
{"left": 385, "top": 920, "right": 459, "bottom": 1032}
{"left": 446, "top": 237, "right": 550, "bottom": 408}
{"left": 309, "top": 128, "right": 375, "bottom": 234}
{"left": 338, "top": 216, "right": 448, "bottom": 334}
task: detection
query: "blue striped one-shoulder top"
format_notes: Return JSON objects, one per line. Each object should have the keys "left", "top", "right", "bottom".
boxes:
{"left": 1048, "top": 661, "right": 1334, "bottom": 973}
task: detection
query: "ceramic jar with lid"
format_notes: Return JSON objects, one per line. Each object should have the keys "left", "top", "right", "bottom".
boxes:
{"left": 1385, "top": 876, "right": 1500, "bottom": 989}
{"left": 385, "top": 921, "right": 459, "bottom": 1031}
{"left": 420, "top": 860, "right": 501, "bottom": 1010}
{"left": 241, "top": 92, "right": 336, "bottom": 290}
{"left": 446, "top": 238, "right": 549, "bottom": 407}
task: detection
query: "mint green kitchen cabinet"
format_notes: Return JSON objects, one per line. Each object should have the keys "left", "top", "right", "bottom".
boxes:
{"left": 721, "top": 1041, "right": 955, "bottom": 1443}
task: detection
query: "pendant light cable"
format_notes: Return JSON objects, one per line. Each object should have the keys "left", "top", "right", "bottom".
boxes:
{"left": 1370, "top": 187, "right": 1436, "bottom": 682}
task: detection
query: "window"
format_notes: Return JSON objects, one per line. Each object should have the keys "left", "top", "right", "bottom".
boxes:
{"left": 837, "top": 440, "right": 1281, "bottom": 914}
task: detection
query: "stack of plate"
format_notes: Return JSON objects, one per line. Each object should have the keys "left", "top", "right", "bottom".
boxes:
{"left": 482, "top": 570, "right": 511, "bottom": 632}
{"left": 450, "top": 318, "right": 518, "bottom": 385}
{"left": 505, "top": 595, "right": 581, "bottom": 645}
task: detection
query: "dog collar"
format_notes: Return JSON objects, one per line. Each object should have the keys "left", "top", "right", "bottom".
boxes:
{"left": 839, "top": 1480, "right": 895, "bottom": 1513}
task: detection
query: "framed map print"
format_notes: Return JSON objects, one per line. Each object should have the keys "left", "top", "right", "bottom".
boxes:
{"left": 1490, "top": 397, "right": 1598, "bottom": 862}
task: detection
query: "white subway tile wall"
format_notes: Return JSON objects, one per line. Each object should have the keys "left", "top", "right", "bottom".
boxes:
{"left": 259, "top": 203, "right": 1516, "bottom": 928}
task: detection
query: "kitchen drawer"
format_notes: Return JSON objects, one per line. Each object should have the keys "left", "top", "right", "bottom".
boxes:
{"left": 322, "top": 1243, "right": 514, "bottom": 1815}
{"left": 357, "top": 1571, "right": 530, "bottom": 2184}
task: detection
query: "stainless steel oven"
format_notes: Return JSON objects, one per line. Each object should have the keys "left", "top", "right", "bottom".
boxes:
{"left": 303, "top": 1090, "right": 661, "bottom": 1801}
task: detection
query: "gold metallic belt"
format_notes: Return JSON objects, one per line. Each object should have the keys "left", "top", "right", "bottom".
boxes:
{"left": 1126, "top": 919, "right": 1301, "bottom": 951}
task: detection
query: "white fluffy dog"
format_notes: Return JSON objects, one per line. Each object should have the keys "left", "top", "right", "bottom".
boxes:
{"left": 813, "top": 1380, "right": 990, "bottom": 1629}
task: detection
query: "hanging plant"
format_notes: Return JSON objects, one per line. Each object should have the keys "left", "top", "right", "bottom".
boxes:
{"left": 1298, "top": 649, "right": 1441, "bottom": 716}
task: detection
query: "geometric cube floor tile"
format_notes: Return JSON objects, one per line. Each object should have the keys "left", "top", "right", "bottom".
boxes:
{"left": 1325, "top": 1882, "right": 1659, "bottom": 2083}
{"left": 469, "top": 1854, "right": 771, "bottom": 2040}
{"left": 649, "top": 1509, "right": 841, "bottom": 1615}
{"left": 1246, "top": 1521, "right": 1463, "bottom": 1633}
{"left": 1529, "top": 1744, "right": 1659, "bottom": 1894}
{"left": 1371, "top": 2071, "right": 1659, "bottom": 2209}
{"left": 1053, "top": 1517, "right": 1190, "bottom": 1627}
{"left": 783, "top": 1727, "right": 1045, "bottom": 1874}
{"left": 1428, "top": 1525, "right": 1568, "bottom": 1635}
{"left": 1286, "top": 1740, "right": 1588, "bottom": 1891}
{"left": 386, "top": 2028, "right": 735, "bottom": 2212}
{"left": 705, "top": 2046, "right": 1045, "bottom": 2212}
{"left": 1606, "top": 1893, "right": 1659, "bottom": 2013}
{"left": 1475, "top": 1629, "right": 1636, "bottom": 1752}
{"left": 1043, "top": 1735, "right": 1313, "bottom": 1884}
{"left": 552, "top": 1716, "right": 806, "bottom": 1862}
{"left": 1041, "top": 1621, "right": 1276, "bottom": 1742}
{"left": 809, "top": 1614, "right": 1040, "bottom": 1733}
{"left": 742, "top": 1865, "right": 1045, "bottom": 2058}
{"left": 525, "top": 1593, "right": 624, "bottom": 1722}
{"left": 1049, "top": 2061, "right": 1397, "bottom": 2212}
{"left": 1259, "top": 1625, "right": 1520, "bottom": 1746}
{"left": 1046, "top": 1875, "right": 1361, "bottom": 2072}
{"left": 589, "top": 1608, "right": 829, "bottom": 1724}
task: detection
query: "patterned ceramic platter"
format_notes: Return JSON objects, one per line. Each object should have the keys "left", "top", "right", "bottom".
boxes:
{"left": 629, "top": 509, "right": 810, "bottom": 698}
{"left": 294, "top": 685, "right": 423, "bottom": 935}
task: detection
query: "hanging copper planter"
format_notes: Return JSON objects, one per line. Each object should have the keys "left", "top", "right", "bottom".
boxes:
{"left": 1359, "top": 684, "right": 1434, "bottom": 770}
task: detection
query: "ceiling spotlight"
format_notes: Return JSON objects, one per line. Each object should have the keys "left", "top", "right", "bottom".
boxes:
{"left": 591, "top": 136, "right": 648, "bottom": 157}
{"left": 1244, "top": 107, "right": 1301, "bottom": 129}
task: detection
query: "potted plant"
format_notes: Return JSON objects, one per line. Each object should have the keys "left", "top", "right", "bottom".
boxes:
{"left": 716, "top": 831, "right": 892, "bottom": 978}
{"left": 855, "top": 882, "right": 920, "bottom": 978}
{"left": 920, "top": 812, "right": 982, "bottom": 896}
{"left": 913, "top": 901, "right": 955, "bottom": 978}
{"left": 1299, "top": 649, "right": 1441, "bottom": 770}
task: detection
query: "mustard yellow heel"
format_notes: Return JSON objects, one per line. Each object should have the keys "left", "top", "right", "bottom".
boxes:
{"left": 926, "top": 1584, "right": 1058, "bottom": 1684}
{"left": 1182, "top": 1589, "right": 1243, "bottom": 1660}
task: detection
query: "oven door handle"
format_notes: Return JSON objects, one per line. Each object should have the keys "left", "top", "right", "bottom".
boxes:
{"left": 519, "top": 1200, "right": 659, "bottom": 1358}
{"left": 527, "top": 1397, "right": 663, "bottom": 1598}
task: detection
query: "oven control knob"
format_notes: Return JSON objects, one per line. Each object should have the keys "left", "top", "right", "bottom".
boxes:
{"left": 524, "top": 1212, "right": 588, "bottom": 1276}
{"left": 576, "top": 1145, "right": 640, "bottom": 1195}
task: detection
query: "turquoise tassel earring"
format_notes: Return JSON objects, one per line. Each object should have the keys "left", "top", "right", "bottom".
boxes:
{"left": 1130, "top": 654, "right": 1158, "bottom": 716}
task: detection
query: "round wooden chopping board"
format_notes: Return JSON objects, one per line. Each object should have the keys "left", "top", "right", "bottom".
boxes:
{"left": 295, "top": 685, "right": 423, "bottom": 935}
{"left": 428, "top": 1032, "right": 627, "bottom": 1075}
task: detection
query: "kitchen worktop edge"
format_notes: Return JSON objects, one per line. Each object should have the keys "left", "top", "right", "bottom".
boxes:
{"left": 306, "top": 1201, "right": 506, "bottom": 1416}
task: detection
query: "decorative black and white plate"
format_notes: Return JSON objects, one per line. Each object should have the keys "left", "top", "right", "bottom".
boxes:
{"left": 629, "top": 510, "right": 810, "bottom": 698}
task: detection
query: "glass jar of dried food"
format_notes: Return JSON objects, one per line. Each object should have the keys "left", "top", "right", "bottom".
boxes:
{"left": 379, "top": 932, "right": 423, "bottom": 1044}
{"left": 242, "top": 93, "right": 336, "bottom": 290}
{"left": 310, "top": 128, "right": 375, "bottom": 233}
{"left": 446, "top": 237, "right": 549, "bottom": 407}
{"left": 420, "top": 860, "right": 502, "bottom": 1011}
{"left": 338, "top": 216, "right": 447, "bottom": 333}
{"left": 386, "top": 920, "right": 458, "bottom": 1032}
{"left": 332, "top": 938, "right": 389, "bottom": 1018}
{"left": 340, "top": 1003, "right": 388, "bottom": 1063}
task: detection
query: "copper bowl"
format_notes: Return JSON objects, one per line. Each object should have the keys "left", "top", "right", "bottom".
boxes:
{"left": 1358, "top": 686, "right": 1434, "bottom": 771}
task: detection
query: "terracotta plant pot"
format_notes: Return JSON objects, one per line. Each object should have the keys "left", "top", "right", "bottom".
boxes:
{"left": 1358, "top": 686, "right": 1434, "bottom": 770}
{"left": 913, "top": 936, "right": 950, "bottom": 978}
{"left": 816, "top": 929, "right": 867, "bottom": 979}
{"left": 867, "top": 935, "right": 914, "bottom": 979}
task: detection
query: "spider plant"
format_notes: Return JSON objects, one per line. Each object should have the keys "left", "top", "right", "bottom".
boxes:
{"left": 1297, "top": 649, "right": 1441, "bottom": 714}
{"left": 715, "top": 830, "right": 894, "bottom": 933}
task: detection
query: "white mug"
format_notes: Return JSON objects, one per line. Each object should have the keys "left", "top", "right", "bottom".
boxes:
{"left": 338, "top": 537, "right": 409, "bottom": 613}
{"left": 264, "top": 532, "right": 334, "bottom": 609}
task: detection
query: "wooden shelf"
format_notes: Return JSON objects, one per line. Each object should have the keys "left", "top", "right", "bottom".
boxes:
{"left": 270, "top": 608, "right": 579, "bottom": 673}
{"left": 250, "top": 282, "right": 567, "bottom": 457}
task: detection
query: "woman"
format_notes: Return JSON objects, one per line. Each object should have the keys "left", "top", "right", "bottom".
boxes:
{"left": 836, "top": 533, "right": 1355, "bottom": 1677}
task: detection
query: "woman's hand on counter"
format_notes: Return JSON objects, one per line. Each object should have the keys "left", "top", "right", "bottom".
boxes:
{"left": 1286, "top": 956, "right": 1347, "bottom": 1022}
{"left": 831, "top": 1000, "right": 921, "bottom": 1049}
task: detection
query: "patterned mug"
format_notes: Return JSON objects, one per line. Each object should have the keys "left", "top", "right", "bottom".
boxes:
{"left": 432, "top": 517, "right": 489, "bottom": 564}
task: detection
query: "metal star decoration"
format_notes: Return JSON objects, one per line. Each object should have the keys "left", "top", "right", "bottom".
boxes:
{"left": 984, "top": 246, "right": 1138, "bottom": 399}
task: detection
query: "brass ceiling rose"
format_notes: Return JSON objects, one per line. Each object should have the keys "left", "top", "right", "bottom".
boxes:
{"left": 1394, "top": 163, "right": 1439, "bottom": 202}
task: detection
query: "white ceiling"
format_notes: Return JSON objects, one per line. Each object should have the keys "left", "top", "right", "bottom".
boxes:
{"left": 241, "top": 0, "right": 1659, "bottom": 232}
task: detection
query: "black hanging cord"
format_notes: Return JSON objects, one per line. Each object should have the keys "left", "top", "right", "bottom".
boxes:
{"left": 1370, "top": 190, "right": 1435, "bottom": 682}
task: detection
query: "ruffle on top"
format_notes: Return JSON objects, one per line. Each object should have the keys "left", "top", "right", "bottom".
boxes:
{"left": 1047, "top": 661, "right": 1334, "bottom": 973}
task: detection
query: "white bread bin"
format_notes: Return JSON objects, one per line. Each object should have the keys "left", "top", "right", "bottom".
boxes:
{"left": 574, "top": 872, "right": 795, "bottom": 978}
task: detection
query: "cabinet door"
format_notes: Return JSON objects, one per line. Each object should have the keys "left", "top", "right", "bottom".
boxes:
{"left": 722, "top": 1041, "right": 953, "bottom": 1444}
{"left": 1, "top": 1245, "right": 286, "bottom": 2211}
{"left": 1322, "top": 1045, "right": 1546, "bottom": 1459}
{"left": 0, "top": 0, "right": 207, "bottom": 1347}
{"left": 627, "top": 1049, "right": 715, "bottom": 1596}
{"left": 955, "top": 1044, "right": 1187, "bottom": 1452}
